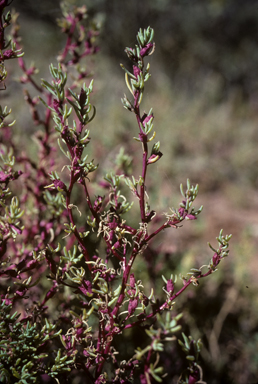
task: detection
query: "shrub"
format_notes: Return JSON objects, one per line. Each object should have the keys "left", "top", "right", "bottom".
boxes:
{"left": 0, "top": 1, "right": 231, "bottom": 383}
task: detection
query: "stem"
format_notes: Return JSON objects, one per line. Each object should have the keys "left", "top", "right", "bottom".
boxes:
{"left": 82, "top": 179, "right": 124, "bottom": 262}
{"left": 58, "top": 17, "right": 77, "bottom": 63}
{"left": 82, "top": 178, "right": 99, "bottom": 221}
{"left": 95, "top": 234, "right": 146, "bottom": 377}
{"left": 124, "top": 270, "right": 214, "bottom": 331}
{"left": 17, "top": 55, "right": 43, "bottom": 93}
{"left": 140, "top": 140, "right": 148, "bottom": 223}
{"left": 95, "top": 256, "right": 131, "bottom": 377}
{"left": 145, "top": 223, "right": 168, "bottom": 243}
{"left": 66, "top": 181, "right": 92, "bottom": 269}
{"left": 134, "top": 95, "right": 148, "bottom": 223}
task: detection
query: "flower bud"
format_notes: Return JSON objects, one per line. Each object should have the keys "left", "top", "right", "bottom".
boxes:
{"left": 166, "top": 279, "right": 174, "bottom": 295}
{"left": 53, "top": 179, "right": 67, "bottom": 191}
{"left": 129, "top": 273, "right": 136, "bottom": 288}
{"left": 212, "top": 252, "right": 221, "bottom": 267}
{"left": 128, "top": 298, "right": 138, "bottom": 316}
{"left": 147, "top": 152, "right": 163, "bottom": 165}
{"left": 140, "top": 43, "right": 155, "bottom": 57}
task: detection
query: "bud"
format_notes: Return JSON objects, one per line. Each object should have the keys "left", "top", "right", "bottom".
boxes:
{"left": 140, "top": 43, "right": 155, "bottom": 57}
{"left": 129, "top": 273, "right": 136, "bottom": 288}
{"left": 212, "top": 252, "right": 221, "bottom": 267}
{"left": 166, "top": 279, "right": 174, "bottom": 295}
{"left": 94, "top": 195, "right": 103, "bottom": 213}
{"left": 147, "top": 152, "right": 163, "bottom": 165}
{"left": 53, "top": 179, "right": 67, "bottom": 191}
{"left": 79, "top": 88, "right": 87, "bottom": 107}
{"left": 128, "top": 298, "right": 138, "bottom": 316}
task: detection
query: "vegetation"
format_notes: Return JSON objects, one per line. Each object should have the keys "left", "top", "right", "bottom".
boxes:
{"left": 1, "top": 1, "right": 258, "bottom": 383}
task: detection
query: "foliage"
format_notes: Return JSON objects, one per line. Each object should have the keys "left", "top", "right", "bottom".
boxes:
{"left": 0, "top": 1, "right": 232, "bottom": 383}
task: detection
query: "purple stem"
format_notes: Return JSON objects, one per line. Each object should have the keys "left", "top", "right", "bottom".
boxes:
{"left": 124, "top": 269, "right": 214, "bottom": 331}
{"left": 58, "top": 15, "right": 77, "bottom": 63}
{"left": 134, "top": 97, "right": 148, "bottom": 223}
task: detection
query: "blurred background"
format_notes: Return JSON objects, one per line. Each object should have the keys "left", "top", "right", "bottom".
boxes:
{"left": 5, "top": 0, "right": 258, "bottom": 382}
